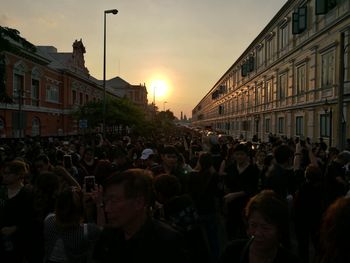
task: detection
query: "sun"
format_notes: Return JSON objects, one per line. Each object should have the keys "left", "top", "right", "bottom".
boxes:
{"left": 149, "top": 79, "right": 169, "bottom": 101}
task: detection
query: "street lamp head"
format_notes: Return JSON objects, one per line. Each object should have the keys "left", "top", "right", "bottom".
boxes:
{"left": 105, "top": 9, "right": 118, "bottom": 15}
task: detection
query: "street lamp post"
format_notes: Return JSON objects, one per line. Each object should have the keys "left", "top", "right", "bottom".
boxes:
{"left": 103, "top": 9, "right": 118, "bottom": 137}
{"left": 163, "top": 101, "right": 167, "bottom": 111}
{"left": 153, "top": 85, "right": 156, "bottom": 119}
{"left": 337, "top": 31, "right": 349, "bottom": 150}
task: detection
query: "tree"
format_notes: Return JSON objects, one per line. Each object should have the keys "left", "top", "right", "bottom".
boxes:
{"left": 73, "top": 97, "right": 149, "bottom": 134}
{"left": 152, "top": 109, "right": 176, "bottom": 135}
{"left": 0, "top": 26, "right": 36, "bottom": 53}
{"left": 0, "top": 54, "right": 12, "bottom": 103}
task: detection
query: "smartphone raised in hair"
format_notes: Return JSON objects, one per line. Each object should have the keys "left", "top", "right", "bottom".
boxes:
{"left": 84, "top": 176, "right": 96, "bottom": 193}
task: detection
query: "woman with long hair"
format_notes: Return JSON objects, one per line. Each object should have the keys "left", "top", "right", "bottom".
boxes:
{"left": 43, "top": 187, "right": 100, "bottom": 263}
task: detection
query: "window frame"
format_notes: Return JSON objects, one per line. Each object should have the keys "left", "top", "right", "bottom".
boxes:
{"left": 31, "top": 78, "right": 40, "bottom": 106}
{"left": 321, "top": 49, "right": 335, "bottom": 89}
{"left": 320, "top": 113, "right": 330, "bottom": 137}
{"left": 278, "top": 117, "right": 285, "bottom": 134}
{"left": 296, "top": 116, "right": 304, "bottom": 136}
{"left": 46, "top": 84, "right": 59, "bottom": 103}
{"left": 265, "top": 118, "right": 271, "bottom": 133}
{"left": 296, "top": 64, "right": 307, "bottom": 95}
{"left": 279, "top": 23, "right": 289, "bottom": 52}
{"left": 278, "top": 72, "right": 288, "bottom": 100}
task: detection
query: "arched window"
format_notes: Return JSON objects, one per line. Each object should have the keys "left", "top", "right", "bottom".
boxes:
{"left": 32, "top": 117, "right": 40, "bottom": 136}
{"left": 31, "top": 67, "right": 41, "bottom": 79}
{"left": 14, "top": 61, "right": 26, "bottom": 75}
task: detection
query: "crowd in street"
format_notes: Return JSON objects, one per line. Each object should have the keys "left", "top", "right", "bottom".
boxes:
{"left": 1, "top": 129, "right": 350, "bottom": 263}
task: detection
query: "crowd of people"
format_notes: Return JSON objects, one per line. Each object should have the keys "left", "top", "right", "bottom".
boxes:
{"left": 1, "top": 130, "right": 350, "bottom": 263}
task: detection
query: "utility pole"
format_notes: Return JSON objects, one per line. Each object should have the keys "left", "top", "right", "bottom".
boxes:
{"left": 337, "top": 32, "right": 345, "bottom": 150}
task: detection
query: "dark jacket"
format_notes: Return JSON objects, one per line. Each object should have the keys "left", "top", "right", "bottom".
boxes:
{"left": 263, "top": 162, "right": 296, "bottom": 199}
{"left": 219, "top": 239, "right": 299, "bottom": 263}
{"left": 93, "top": 218, "right": 190, "bottom": 263}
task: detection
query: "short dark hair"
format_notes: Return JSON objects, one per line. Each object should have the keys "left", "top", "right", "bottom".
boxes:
{"left": 153, "top": 174, "right": 181, "bottom": 201}
{"left": 35, "top": 171, "right": 60, "bottom": 195}
{"left": 233, "top": 143, "right": 249, "bottom": 154}
{"left": 105, "top": 168, "right": 154, "bottom": 206}
{"left": 198, "top": 152, "right": 213, "bottom": 170}
{"left": 273, "top": 144, "right": 293, "bottom": 164}
{"left": 161, "top": 145, "right": 179, "bottom": 156}
{"left": 245, "top": 190, "right": 289, "bottom": 243}
{"left": 305, "top": 164, "right": 322, "bottom": 183}
{"left": 35, "top": 154, "right": 50, "bottom": 165}
{"left": 4, "top": 160, "right": 29, "bottom": 178}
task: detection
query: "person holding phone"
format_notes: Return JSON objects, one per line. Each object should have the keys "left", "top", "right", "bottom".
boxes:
{"left": 43, "top": 187, "right": 101, "bottom": 263}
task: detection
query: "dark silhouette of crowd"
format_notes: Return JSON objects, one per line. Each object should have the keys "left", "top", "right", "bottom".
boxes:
{"left": 1, "top": 131, "right": 350, "bottom": 263}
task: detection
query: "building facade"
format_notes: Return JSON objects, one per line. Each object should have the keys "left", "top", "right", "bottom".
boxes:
{"left": 0, "top": 29, "right": 148, "bottom": 138}
{"left": 192, "top": 0, "right": 350, "bottom": 149}
{"left": 105, "top": 76, "right": 148, "bottom": 110}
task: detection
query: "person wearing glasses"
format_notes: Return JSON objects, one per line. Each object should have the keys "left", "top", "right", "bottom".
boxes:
{"left": 219, "top": 190, "right": 299, "bottom": 263}
{"left": 93, "top": 168, "right": 190, "bottom": 263}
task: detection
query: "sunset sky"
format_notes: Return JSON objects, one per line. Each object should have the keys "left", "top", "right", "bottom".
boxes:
{"left": 1, "top": 0, "right": 287, "bottom": 118}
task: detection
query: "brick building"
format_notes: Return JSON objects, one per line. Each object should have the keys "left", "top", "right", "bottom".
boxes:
{"left": 0, "top": 28, "right": 148, "bottom": 138}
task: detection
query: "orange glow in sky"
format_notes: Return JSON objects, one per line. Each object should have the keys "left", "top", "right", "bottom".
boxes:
{"left": 0, "top": 0, "right": 288, "bottom": 119}
{"left": 149, "top": 79, "right": 171, "bottom": 103}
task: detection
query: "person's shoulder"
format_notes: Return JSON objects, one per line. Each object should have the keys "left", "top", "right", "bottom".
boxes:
{"left": 152, "top": 218, "right": 179, "bottom": 232}
{"left": 151, "top": 218, "right": 184, "bottom": 241}
{"left": 151, "top": 164, "right": 165, "bottom": 175}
